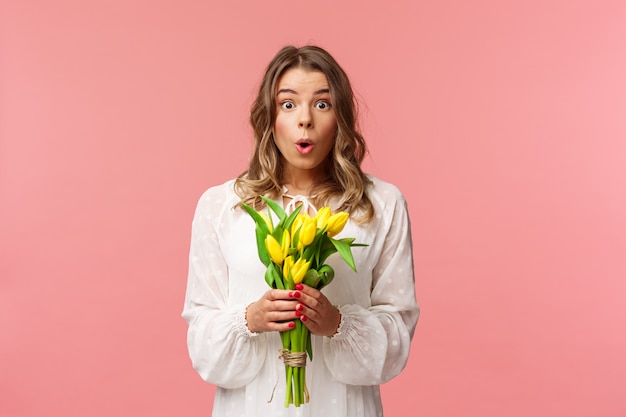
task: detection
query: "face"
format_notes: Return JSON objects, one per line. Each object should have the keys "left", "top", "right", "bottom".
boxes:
{"left": 273, "top": 68, "right": 337, "bottom": 181}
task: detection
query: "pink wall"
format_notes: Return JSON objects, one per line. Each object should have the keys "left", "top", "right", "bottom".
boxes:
{"left": 2, "top": 1, "right": 625, "bottom": 416}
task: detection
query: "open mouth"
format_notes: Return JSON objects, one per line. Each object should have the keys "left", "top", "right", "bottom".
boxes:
{"left": 296, "top": 139, "right": 312, "bottom": 149}
{"left": 296, "top": 140, "right": 314, "bottom": 154}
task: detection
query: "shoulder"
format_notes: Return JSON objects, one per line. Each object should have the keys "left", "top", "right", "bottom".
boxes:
{"left": 365, "top": 174, "right": 407, "bottom": 206}
{"left": 197, "top": 179, "right": 239, "bottom": 203}
{"left": 194, "top": 179, "right": 240, "bottom": 217}
{"left": 362, "top": 175, "right": 412, "bottom": 234}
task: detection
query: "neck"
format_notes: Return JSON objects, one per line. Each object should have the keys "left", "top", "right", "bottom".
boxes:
{"left": 282, "top": 169, "right": 324, "bottom": 196}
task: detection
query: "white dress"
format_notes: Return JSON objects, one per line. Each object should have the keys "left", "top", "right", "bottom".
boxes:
{"left": 182, "top": 175, "right": 419, "bottom": 417}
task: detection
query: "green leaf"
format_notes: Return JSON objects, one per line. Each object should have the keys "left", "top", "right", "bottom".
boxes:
{"left": 255, "top": 224, "right": 271, "bottom": 266}
{"left": 330, "top": 238, "right": 357, "bottom": 271}
{"left": 318, "top": 247, "right": 337, "bottom": 266}
{"left": 302, "top": 230, "right": 324, "bottom": 262}
{"left": 264, "top": 266, "right": 275, "bottom": 288}
{"left": 270, "top": 263, "right": 285, "bottom": 290}
{"left": 302, "top": 269, "right": 320, "bottom": 288}
{"left": 291, "top": 227, "right": 300, "bottom": 252}
{"left": 241, "top": 202, "right": 270, "bottom": 235}
{"left": 282, "top": 204, "right": 302, "bottom": 231}
{"left": 271, "top": 223, "right": 284, "bottom": 241}
{"left": 306, "top": 332, "right": 313, "bottom": 361}
{"left": 338, "top": 237, "right": 355, "bottom": 245}
{"left": 260, "top": 196, "right": 287, "bottom": 222}
{"left": 318, "top": 264, "right": 335, "bottom": 287}
{"left": 337, "top": 237, "right": 369, "bottom": 249}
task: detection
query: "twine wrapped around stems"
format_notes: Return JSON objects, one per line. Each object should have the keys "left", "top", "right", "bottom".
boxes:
{"left": 268, "top": 349, "right": 310, "bottom": 404}
{"left": 279, "top": 349, "right": 307, "bottom": 367}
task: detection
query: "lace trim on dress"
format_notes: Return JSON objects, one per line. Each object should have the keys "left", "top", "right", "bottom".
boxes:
{"left": 234, "top": 304, "right": 259, "bottom": 338}
{"left": 330, "top": 306, "right": 352, "bottom": 341}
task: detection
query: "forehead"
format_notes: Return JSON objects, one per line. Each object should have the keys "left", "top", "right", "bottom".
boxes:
{"left": 276, "top": 68, "right": 329, "bottom": 93}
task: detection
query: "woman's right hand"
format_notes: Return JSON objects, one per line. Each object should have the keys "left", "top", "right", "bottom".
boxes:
{"left": 245, "top": 289, "right": 299, "bottom": 333}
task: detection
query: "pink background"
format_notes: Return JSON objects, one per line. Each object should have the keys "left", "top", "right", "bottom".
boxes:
{"left": 1, "top": 1, "right": 625, "bottom": 416}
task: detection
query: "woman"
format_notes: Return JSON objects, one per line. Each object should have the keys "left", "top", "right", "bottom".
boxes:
{"left": 183, "top": 45, "right": 419, "bottom": 417}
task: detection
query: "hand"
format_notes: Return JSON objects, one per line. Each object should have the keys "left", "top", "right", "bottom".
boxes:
{"left": 292, "top": 284, "right": 341, "bottom": 337}
{"left": 246, "top": 289, "right": 299, "bottom": 333}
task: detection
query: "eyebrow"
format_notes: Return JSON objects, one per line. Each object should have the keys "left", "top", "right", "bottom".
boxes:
{"left": 276, "top": 88, "right": 330, "bottom": 95}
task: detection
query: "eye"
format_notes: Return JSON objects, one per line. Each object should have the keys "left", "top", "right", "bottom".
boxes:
{"left": 281, "top": 101, "right": 295, "bottom": 110}
{"left": 315, "top": 100, "right": 331, "bottom": 110}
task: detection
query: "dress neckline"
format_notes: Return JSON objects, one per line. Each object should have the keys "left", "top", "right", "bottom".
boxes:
{"left": 282, "top": 186, "right": 318, "bottom": 214}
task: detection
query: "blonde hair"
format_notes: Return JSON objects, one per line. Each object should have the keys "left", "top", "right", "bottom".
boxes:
{"left": 235, "top": 45, "right": 374, "bottom": 223}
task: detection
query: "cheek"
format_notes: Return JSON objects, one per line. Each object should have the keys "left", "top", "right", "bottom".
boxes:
{"left": 273, "top": 116, "right": 289, "bottom": 139}
{"left": 320, "top": 117, "right": 338, "bottom": 139}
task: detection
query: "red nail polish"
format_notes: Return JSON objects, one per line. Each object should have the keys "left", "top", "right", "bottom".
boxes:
{"left": 295, "top": 284, "right": 303, "bottom": 290}
{"left": 294, "top": 292, "right": 301, "bottom": 298}
{"left": 301, "top": 315, "right": 307, "bottom": 322}
{"left": 288, "top": 292, "right": 293, "bottom": 297}
{"left": 296, "top": 304, "right": 303, "bottom": 311}
{"left": 288, "top": 322, "right": 295, "bottom": 328}
{"left": 295, "top": 311, "right": 302, "bottom": 317}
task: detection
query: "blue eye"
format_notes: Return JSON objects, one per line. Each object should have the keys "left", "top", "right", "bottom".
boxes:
{"left": 281, "top": 101, "right": 295, "bottom": 110}
{"left": 315, "top": 101, "right": 330, "bottom": 110}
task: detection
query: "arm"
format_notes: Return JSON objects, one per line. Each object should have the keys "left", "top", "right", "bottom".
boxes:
{"left": 181, "top": 189, "right": 268, "bottom": 389}
{"left": 321, "top": 189, "right": 420, "bottom": 385}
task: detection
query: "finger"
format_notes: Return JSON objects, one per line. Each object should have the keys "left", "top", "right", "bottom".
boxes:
{"left": 267, "top": 310, "right": 299, "bottom": 322}
{"left": 267, "top": 289, "right": 296, "bottom": 301}
{"left": 293, "top": 290, "right": 323, "bottom": 312}
{"left": 298, "top": 314, "right": 322, "bottom": 335}
{"left": 294, "top": 304, "right": 308, "bottom": 323}
{"left": 264, "top": 321, "right": 297, "bottom": 332}
{"left": 292, "top": 284, "right": 319, "bottom": 298}
{"left": 299, "top": 305, "right": 340, "bottom": 337}
{"left": 265, "top": 299, "right": 299, "bottom": 312}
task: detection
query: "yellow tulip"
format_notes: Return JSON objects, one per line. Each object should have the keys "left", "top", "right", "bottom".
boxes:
{"left": 258, "top": 211, "right": 273, "bottom": 232}
{"left": 325, "top": 212, "right": 349, "bottom": 237}
{"left": 292, "top": 258, "right": 310, "bottom": 284}
{"left": 281, "top": 230, "right": 291, "bottom": 258}
{"left": 290, "top": 214, "right": 305, "bottom": 239}
{"left": 265, "top": 234, "right": 285, "bottom": 265}
{"left": 283, "top": 256, "right": 294, "bottom": 281}
{"left": 299, "top": 217, "right": 317, "bottom": 247}
{"left": 315, "top": 206, "right": 331, "bottom": 229}
{"left": 284, "top": 257, "right": 310, "bottom": 285}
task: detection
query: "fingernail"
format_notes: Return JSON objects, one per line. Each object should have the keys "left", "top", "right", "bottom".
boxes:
{"left": 293, "top": 292, "right": 301, "bottom": 298}
{"left": 295, "top": 311, "right": 302, "bottom": 317}
{"left": 288, "top": 292, "right": 293, "bottom": 297}
{"left": 295, "top": 284, "right": 303, "bottom": 290}
{"left": 288, "top": 322, "right": 295, "bottom": 328}
{"left": 301, "top": 316, "right": 307, "bottom": 322}
{"left": 296, "top": 304, "right": 303, "bottom": 311}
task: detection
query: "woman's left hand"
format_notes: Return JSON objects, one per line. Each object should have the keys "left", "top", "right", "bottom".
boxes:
{"left": 292, "top": 284, "right": 341, "bottom": 337}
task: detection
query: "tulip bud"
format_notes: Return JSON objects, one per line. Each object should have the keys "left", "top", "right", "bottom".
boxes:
{"left": 258, "top": 211, "right": 273, "bottom": 232}
{"left": 265, "top": 234, "right": 285, "bottom": 265}
{"left": 283, "top": 256, "right": 294, "bottom": 281}
{"left": 315, "top": 206, "right": 331, "bottom": 229}
{"left": 290, "top": 215, "right": 304, "bottom": 240}
{"left": 281, "top": 230, "right": 291, "bottom": 258}
{"left": 291, "top": 258, "right": 311, "bottom": 284}
{"left": 325, "top": 212, "right": 349, "bottom": 237}
{"left": 299, "top": 217, "right": 317, "bottom": 247}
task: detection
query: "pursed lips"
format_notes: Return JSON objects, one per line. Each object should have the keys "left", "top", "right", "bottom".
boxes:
{"left": 295, "top": 138, "right": 314, "bottom": 154}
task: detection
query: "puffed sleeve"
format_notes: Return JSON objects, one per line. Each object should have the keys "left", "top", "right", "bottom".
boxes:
{"left": 322, "top": 185, "right": 419, "bottom": 385}
{"left": 182, "top": 187, "right": 269, "bottom": 388}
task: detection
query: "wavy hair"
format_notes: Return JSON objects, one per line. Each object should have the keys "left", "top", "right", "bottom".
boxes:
{"left": 235, "top": 45, "right": 374, "bottom": 223}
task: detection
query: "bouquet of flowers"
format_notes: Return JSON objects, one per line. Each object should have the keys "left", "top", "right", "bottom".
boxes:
{"left": 242, "top": 196, "right": 365, "bottom": 407}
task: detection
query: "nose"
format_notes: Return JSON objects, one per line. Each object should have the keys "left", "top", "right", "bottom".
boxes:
{"left": 298, "top": 107, "right": 313, "bottom": 129}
